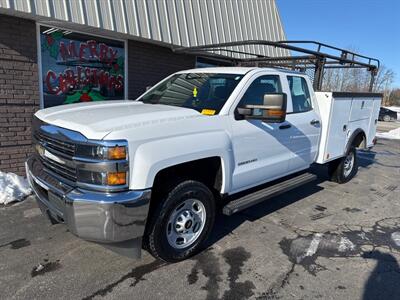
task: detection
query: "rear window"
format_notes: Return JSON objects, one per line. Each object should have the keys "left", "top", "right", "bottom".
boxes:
{"left": 287, "top": 76, "right": 312, "bottom": 113}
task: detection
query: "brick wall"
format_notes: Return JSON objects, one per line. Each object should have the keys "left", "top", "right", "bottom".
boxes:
{"left": 0, "top": 15, "right": 39, "bottom": 175}
{"left": 128, "top": 40, "right": 195, "bottom": 99}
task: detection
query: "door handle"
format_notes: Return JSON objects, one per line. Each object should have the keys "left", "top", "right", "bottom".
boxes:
{"left": 279, "top": 124, "right": 291, "bottom": 130}
{"left": 310, "top": 119, "right": 320, "bottom": 125}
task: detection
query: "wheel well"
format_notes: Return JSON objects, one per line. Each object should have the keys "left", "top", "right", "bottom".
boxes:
{"left": 143, "top": 158, "right": 223, "bottom": 242}
{"left": 351, "top": 130, "right": 367, "bottom": 149}
{"left": 152, "top": 157, "right": 223, "bottom": 194}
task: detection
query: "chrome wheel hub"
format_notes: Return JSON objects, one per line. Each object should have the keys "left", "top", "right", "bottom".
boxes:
{"left": 166, "top": 199, "right": 206, "bottom": 249}
{"left": 343, "top": 152, "right": 355, "bottom": 177}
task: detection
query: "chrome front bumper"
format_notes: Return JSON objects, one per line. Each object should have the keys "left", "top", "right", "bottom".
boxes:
{"left": 26, "top": 156, "right": 151, "bottom": 245}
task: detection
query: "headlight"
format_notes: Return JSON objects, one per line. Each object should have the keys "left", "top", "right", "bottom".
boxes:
{"left": 77, "top": 170, "right": 105, "bottom": 185}
{"left": 75, "top": 140, "right": 129, "bottom": 190}
{"left": 76, "top": 144, "right": 127, "bottom": 160}
{"left": 77, "top": 170, "right": 127, "bottom": 186}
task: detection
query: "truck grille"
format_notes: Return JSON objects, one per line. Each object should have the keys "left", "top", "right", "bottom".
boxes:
{"left": 33, "top": 131, "right": 77, "bottom": 183}
{"left": 40, "top": 155, "right": 77, "bottom": 182}
{"left": 34, "top": 131, "right": 76, "bottom": 157}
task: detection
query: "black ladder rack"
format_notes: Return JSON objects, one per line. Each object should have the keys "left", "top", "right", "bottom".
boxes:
{"left": 173, "top": 40, "right": 380, "bottom": 92}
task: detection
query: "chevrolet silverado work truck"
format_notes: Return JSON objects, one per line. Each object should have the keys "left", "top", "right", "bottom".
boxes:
{"left": 26, "top": 67, "right": 382, "bottom": 261}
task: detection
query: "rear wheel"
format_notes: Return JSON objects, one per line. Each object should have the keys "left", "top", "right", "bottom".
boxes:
{"left": 145, "top": 180, "right": 215, "bottom": 262}
{"left": 329, "top": 147, "right": 358, "bottom": 183}
{"left": 383, "top": 115, "right": 391, "bottom": 122}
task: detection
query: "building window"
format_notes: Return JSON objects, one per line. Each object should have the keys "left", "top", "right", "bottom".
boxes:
{"left": 39, "top": 26, "right": 126, "bottom": 108}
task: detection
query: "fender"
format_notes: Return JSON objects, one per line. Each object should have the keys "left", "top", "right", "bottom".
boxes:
{"left": 130, "top": 131, "right": 234, "bottom": 193}
{"left": 344, "top": 128, "right": 366, "bottom": 154}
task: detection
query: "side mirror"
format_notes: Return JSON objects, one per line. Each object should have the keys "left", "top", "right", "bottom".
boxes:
{"left": 238, "top": 93, "right": 287, "bottom": 123}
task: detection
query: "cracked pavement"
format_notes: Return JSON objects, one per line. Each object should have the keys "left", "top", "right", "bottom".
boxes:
{"left": 0, "top": 138, "right": 399, "bottom": 300}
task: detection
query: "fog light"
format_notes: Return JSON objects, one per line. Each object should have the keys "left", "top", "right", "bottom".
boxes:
{"left": 107, "top": 146, "right": 126, "bottom": 160}
{"left": 107, "top": 172, "right": 126, "bottom": 185}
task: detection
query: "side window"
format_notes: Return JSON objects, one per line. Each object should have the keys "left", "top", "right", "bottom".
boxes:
{"left": 238, "top": 75, "right": 282, "bottom": 107}
{"left": 287, "top": 76, "right": 312, "bottom": 113}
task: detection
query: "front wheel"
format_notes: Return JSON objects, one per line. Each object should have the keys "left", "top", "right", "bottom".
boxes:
{"left": 328, "top": 147, "right": 358, "bottom": 183}
{"left": 383, "top": 114, "right": 391, "bottom": 122}
{"left": 145, "top": 180, "right": 215, "bottom": 262}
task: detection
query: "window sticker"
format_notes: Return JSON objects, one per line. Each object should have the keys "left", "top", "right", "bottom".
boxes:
{"left": 201, "top": 109, "right": 216, "bottom": 115}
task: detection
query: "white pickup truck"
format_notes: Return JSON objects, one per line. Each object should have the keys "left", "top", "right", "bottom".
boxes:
{"left": 26, "top": 67, "right": 382, "bottom": 261}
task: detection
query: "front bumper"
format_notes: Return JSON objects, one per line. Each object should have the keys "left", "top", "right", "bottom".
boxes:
{"left": 26, "top": 155, "right": 151, "bottom": 244}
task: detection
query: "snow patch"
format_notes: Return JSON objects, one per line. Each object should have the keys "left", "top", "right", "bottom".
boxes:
{"left": 0, "top": 171, "right": 32, "bottom": 205}
{"left": 391, "top": 232, "right": 400, "bottom": 247}
{"left": 385, "top": 106, "right": 400, "bottom": 112}
{"left": 376, "top": 127, "right": 400, "bottom": 140}
{"left": 338, "top": 237, "right": 355, "bottom": 252}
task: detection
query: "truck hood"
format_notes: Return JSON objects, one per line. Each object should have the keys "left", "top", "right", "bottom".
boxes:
{"left": 35, "top": 101, "right": 202, "bottom": 139}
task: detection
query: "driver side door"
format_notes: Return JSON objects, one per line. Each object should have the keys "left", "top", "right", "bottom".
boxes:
{"left": 229, "top": 74, "right": 293, "bottom": 193}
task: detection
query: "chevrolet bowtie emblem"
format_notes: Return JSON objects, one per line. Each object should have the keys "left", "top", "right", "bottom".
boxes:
{"left": 35, "top": 144, "right": 45, "bottom": 157}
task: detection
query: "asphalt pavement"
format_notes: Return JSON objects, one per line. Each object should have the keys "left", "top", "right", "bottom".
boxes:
{"left": 377, "top": 120, "right": 400, "bottom": 133}
{"left": 0, "top": 138, "right": 399, "bottom": 300}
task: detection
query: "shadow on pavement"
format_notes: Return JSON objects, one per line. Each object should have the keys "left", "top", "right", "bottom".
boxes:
{"left": 362, "top": 250, "right": 400, "bottom": 300}
{"left": 357, "top": 150, "right": 377, "bottom": 168}
{"left": 205, "top": 150, "right": 379, "bottom": 251}
{"left": 205, "top": 164, "right": 329, "bottom": 249}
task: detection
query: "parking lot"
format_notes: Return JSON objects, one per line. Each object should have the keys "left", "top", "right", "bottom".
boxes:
{"left": 377, "top": 120, "right": 400, "bottom": 133}
{"left": 1, "top": 127, "right": 399, "bottom": 300}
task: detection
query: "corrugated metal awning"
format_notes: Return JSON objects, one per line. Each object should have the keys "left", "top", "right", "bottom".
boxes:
{"left": 0, "top": 0, "right": 289, "bottom": 57}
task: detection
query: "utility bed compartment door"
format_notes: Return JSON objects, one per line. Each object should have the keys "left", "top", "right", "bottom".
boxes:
{"left": 349, "top": 98, "right": 373, "bottom": 122}
{"left": 323, "top": 97, "right": 352, "bottom": 161}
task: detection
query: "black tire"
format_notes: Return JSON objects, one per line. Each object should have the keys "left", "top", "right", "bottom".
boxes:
{"left": 383, "top": 115, "right": 391, "bottom": 122}
{"left": 145, "top": 180, "right": 215, "bottom": 262}
{"left": 329, "top": 147, "right": 358, "bottom": 184}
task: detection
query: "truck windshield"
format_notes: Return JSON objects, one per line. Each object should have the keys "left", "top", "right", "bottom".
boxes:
{"left": 138, "top": 73, "right": 243, "bottom": 115}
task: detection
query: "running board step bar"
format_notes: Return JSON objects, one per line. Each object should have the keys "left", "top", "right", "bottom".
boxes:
{"left": 223, "top": 173, "right": 317, "bottom": 216}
